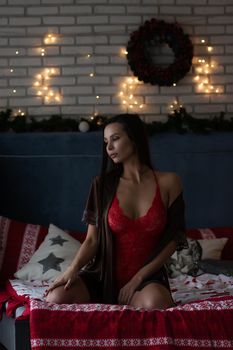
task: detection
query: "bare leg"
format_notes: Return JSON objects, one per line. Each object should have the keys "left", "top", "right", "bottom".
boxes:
{"left": 129, "top": 283, "right": 174, "bottom": 310}
{"left": 45, "top": 276, "right": 90, "bottom": 304}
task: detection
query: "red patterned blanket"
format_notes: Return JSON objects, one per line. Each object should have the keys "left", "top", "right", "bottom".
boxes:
{"left": 30, "top": 297, "right": 233, "bottom": 350}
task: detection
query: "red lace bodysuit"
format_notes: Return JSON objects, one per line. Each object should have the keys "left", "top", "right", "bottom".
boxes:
{"left": 108, "top": 176, "right": 167, "bottom": 293}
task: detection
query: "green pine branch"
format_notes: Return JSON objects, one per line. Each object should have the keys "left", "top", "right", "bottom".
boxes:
{"left": 0, "top": 108, "right": 233, "bottom": 134}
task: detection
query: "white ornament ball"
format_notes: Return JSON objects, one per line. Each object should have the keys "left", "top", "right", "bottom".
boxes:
{"left": 79, "top": 120, "right": 90, "bottom": 132}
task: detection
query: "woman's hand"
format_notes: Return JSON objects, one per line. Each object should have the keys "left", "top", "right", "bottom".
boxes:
{"left": 118, "top": 276, "right": 142, "bottom": 305}
{"left": 44, "top": 266, "right": 77, "bottom": 296}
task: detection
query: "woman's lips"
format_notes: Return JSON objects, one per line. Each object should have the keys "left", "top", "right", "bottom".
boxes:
{"left": 110, "top": 153, "right": 117, "bottom": 159}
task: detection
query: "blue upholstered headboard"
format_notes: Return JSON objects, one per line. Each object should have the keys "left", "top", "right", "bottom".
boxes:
{"left": 0, "top": 132, "right": 232, "bottom": 231}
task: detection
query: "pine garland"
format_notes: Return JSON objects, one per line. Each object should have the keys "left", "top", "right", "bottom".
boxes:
{"left": 0, "top": 108, "right": 233, "bottom": 134}
{"left": 146, "top": 108, "right": 233, "bottom": 134}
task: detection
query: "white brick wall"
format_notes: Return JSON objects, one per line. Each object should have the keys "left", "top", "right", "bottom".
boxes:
{"left": 0, "top": 0, "right": 232, "bottom": 121}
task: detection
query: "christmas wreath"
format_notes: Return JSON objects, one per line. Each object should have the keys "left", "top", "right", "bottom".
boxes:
{"left": 126, "top": 18, "right": 193, "bottom": 86}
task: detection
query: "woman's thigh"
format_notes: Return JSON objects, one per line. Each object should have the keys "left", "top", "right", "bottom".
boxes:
{"left": 130, "top": 282, "right": 174, "bottom": 310}
{"left": 46, "top": 276, "right": 91, "bottom": 304}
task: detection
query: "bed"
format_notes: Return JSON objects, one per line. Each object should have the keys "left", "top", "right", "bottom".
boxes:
{"left": 0, "top": 131, "right": 233, "bottom": 350}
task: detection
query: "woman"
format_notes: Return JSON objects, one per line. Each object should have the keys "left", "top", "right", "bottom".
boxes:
{"left": 46, "top": 114, "right": 187, "bottom": 309}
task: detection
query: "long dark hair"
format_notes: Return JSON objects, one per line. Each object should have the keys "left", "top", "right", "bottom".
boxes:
{"left": 99, "top": 114, "right": 153, "bottom": 217}
{"left": 98, "top": 114, "right": 153, "bottom": 218}
{"left": 100, "top": 113, "right": 153, "bottom": 179}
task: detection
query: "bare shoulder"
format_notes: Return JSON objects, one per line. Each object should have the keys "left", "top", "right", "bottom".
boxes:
{"left": 155, "top": 171, "right": 182, "bottom": 188}
{"left": 155, "top": 171, "right": 182, "bottom": 206}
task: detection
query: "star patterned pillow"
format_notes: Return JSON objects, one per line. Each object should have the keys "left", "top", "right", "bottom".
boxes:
{"left": 14, "top": 224, "right": 81, "bottom": 282}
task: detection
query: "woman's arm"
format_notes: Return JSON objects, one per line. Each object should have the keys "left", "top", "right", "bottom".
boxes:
{"left": 69, "top": 224, "right": 98, "bottom": 272}
{"left": 129, "top": 239, "right": 177, "bottom": 287}
{"left": 46, "top": 224, "right": 98, "bottom": 293}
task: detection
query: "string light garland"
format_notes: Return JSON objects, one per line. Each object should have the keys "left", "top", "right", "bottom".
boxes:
{"left": 5, "top": 30, "right": 224, "bottom": 121}
{"left": 119, "top": 76, "right": 144, "bottom": 111}
{"left": 33, "top": 68, "right": 61, "bottom": 103}
{"left": 6, "top": 32, "right": 62, "bottom": 115}
{"left": 33, "top": 34, "right": 62, "bottom": 104}
{"left": 193, "top": 39, "right": 221, "bottom": 94}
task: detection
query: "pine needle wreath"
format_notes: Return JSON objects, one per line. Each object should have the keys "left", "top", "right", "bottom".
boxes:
{"left": 126, "top": 18, "right": 194, "bottom": 86}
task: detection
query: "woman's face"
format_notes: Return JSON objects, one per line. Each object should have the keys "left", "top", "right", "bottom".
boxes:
{"left": 104, "top": 122, "right": 136, "bottom": 164}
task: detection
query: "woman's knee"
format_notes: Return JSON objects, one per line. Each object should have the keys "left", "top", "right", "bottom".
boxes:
{"left": 130, "top": 283, "right": 174, "bottom": 310}
{"left": 45, "top": 286, "right": 69, "bottom": 304}
{"left": 141, "top": 296, "right": 174, "bottom": 310}
{"left": 45, "top": 278, "right": 91, "bottom": 304}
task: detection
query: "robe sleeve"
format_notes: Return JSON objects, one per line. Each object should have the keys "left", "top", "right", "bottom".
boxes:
{"left": 82, "top": 177, "right": 100, "bottom": 227}
{"left": 165, "top": 192, "right": 188, "bottom": 251}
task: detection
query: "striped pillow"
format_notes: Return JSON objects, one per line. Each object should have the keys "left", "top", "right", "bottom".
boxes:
{"left": 0, "top": 216, "right": 48, "bottom": 284}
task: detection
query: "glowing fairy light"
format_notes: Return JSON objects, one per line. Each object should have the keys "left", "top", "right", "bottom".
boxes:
{"left": 169, "top": 98, "right": 183, "bottom": 114}
{"left": 121, "top": 48, "right": 128, "bottom": 56}
{"left": 44, "top": 33, "right": 57, "bottom": 45}
{"left": 119, "top": 76, "right": 144, "bottom": 111}
{"left": 14, "top": 109, "right": 25, "bottom": 117}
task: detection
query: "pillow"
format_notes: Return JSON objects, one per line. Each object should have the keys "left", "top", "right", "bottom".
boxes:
{"left": 167, "top": 237, "right": 228, "bottom": 278}
{"left": 0, "top": 215, "right": 48, "bottom": 284}
{"left": 197, "top": 259, "right": 233, "bottom": 277}
{"left": 186, "top": 227, "right": 233, "bottom": 260}
{"left": 14, "top": 224, "right": 81, "bottom": 282}
{"left": 198, "top": 238, "right": 228, "bottom": 260}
